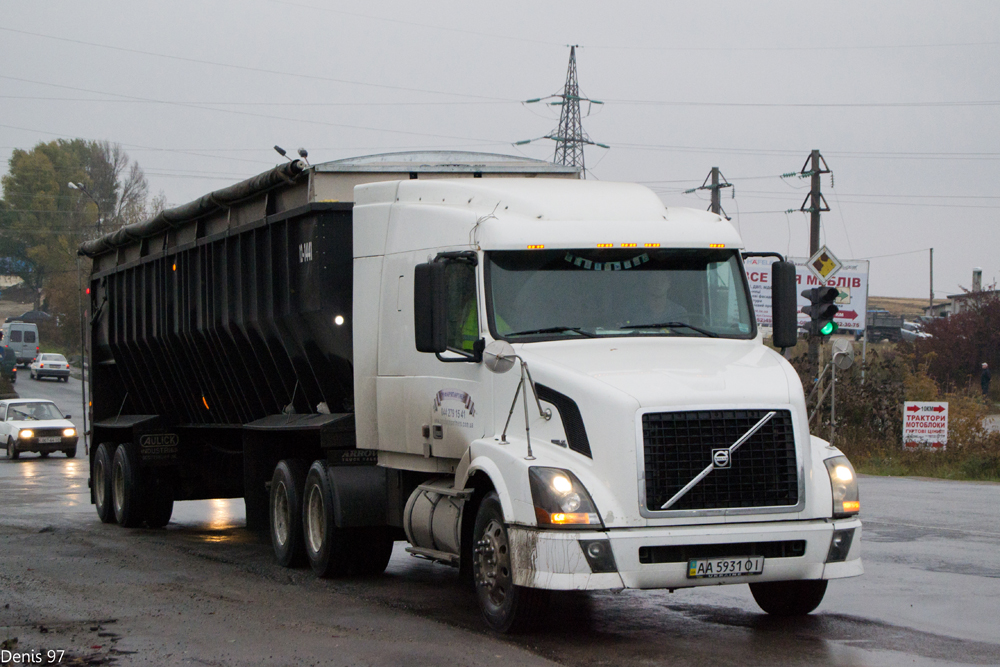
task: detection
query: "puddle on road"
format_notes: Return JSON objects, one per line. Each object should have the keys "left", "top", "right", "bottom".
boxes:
{"left": 170, "top": 498, "right": 248, "bottom": 544}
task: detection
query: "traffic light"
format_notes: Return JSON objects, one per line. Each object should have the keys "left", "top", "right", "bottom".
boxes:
{"left": 801, "top": 286, "right": 840, "bottom": 337}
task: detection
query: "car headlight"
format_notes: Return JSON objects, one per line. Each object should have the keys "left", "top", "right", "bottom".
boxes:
{"left": 63, "top": 428, "right": 76, "bottom": 437}
{"left": 528, "top": 467, "right": 603, "bottom": 529}
{"left": 19, "top": 429, "right": 34, "bottom": 439}
{"left": 824, "top": 455, "right": 860, "bottom": 518}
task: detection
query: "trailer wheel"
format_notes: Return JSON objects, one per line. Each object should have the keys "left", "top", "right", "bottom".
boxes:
{"left": 348, "top": 527, "right": 394, "bottom": 576}
{"left": 270, "top": 459, "right": 308, "bottom": 567}
{"left": 111, "top": 443, "right": 145, "bottom": 528}
{"left": 750, "top": 580, "right": 828, "bottom": 616}
{"left": 92, "top": 443, "right": 115, "bottom": 523}
{"left": 302, "top": 461, "right": 350, "bottom": 578}
{"left": 472, "top": 492, "right": 548, "bottom": 633}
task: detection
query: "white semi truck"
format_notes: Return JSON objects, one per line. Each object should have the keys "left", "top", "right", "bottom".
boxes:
{"left": 80, "top": 152, "right": 861, "bottom": 633}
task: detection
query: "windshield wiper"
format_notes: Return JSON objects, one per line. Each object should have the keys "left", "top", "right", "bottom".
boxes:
{"left": 620, "top": 321, "right": 718, "bottom": 338}
{"left": 506, "top": 326, "right": 597, "bottom": 338}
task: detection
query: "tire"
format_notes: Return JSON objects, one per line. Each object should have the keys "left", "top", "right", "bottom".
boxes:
{"left": 270, "top": 459, "right": 308, "bottom": 567}
{"left": 472, "top": 492, "right": 549, "bottom": 633}
{"left": 750, "top": 580, "right": 828, "bottom": 616}
{"left": 30, "top": 370, "right": 36, "bottom": 380}
{"left": 64, "top": 449, "right": 76, "bottom": 458}
{"left": 39, "top": 451, "right": 49, "bottom": 459}
{"left": 7, "top": 437, "right": 19, "bottom": 460}
{"left": 302, "top": 461, "right": 351, "bottom": 578}
{"left": 111, "top": 443, "right": 145, "bottom": 527}
{"left": 93, "top": 443, "right": 115, "bottom": 523}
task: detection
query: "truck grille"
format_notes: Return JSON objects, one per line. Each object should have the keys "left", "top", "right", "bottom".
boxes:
{"left": 642, "top": 409, "right": 798, "bottom": 512}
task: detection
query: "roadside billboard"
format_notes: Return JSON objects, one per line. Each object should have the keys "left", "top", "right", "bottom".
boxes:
{"left": 744, "top": 256, "right": 869, "bottom": 332}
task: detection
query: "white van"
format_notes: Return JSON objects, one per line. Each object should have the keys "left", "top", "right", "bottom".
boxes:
{"left": 1, "top": 322, "right": 39, "bottom": 366}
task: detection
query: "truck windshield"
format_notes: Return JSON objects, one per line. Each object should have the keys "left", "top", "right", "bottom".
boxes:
{"left": 486, "top": 248, "right": 755, "bottom": 340}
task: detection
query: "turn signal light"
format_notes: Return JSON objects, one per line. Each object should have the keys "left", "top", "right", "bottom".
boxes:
{"left": 842, "top": 500, "right": 860, "bottom": 513}
{"left": 548, "top": 512, "right": 592, "bottom": 525}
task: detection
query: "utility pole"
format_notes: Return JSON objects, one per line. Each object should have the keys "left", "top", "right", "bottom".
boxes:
{"left": 929, "top": 248, "right": 934, "bottom": 316}
{"left": 518, "top": 46, "right": 607, "bottom": 176}
{"left": 799, "top": 150, "right": 831, "bottom": 372}
{"left": 685, "top": 167, "right": 732, "bottom": 218}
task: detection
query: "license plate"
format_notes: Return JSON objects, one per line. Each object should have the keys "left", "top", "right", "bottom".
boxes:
{"left": 688, "top": 555, "right": 765, "bottom": 579}
{"left": 38, "top": 436, "right": 61, "bottom": 443}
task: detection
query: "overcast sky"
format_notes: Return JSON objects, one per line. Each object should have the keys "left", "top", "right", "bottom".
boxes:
{"left": 2, "top": 1, "right": 998, "bottom": 299}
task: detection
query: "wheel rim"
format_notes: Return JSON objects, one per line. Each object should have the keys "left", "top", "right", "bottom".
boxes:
{"left": 475, "top": 518, "right": 512, "bottom": 610}
{"left": 112, "top": 460, "right": 125, "bottom": 514}
{"left": 305, "top": 485, "right": 325, "bottom": 555}
{"left": 94, "top": 457, "right": 107, "bottom": 512}
{"left": 273, "top": 480, "right": 289, "bottom": 547}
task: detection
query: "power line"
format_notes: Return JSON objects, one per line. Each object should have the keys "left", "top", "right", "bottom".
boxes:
{"left": 0, "top": 77, "right": 507, "bottom": 145}
{"left": 0, "top": 95, "right": 508, "bottom": 107}
{"left": 0, "top": 26, "right": 514, "bottom": 103}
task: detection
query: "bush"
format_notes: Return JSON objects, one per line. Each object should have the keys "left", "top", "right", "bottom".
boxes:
{"left": 792, "top": 341, "right": 1000, "bottom": 481}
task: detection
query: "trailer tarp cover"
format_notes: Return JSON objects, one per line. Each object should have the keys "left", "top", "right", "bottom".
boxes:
{"left": 78, "top": 159, "right": 307, "bottom": 258}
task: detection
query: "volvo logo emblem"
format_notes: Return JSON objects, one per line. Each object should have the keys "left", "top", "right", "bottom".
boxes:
{"left": 712, "top": 449, "right": 731, "bottom": 468}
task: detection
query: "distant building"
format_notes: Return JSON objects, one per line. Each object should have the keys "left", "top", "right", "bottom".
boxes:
{"left": 924, "top": 268, "right": 999, "bottom": 317}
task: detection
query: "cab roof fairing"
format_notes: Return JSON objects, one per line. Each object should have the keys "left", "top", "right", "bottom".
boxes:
{"left": 388, "top": 178, "right": 745, "bottom": 251}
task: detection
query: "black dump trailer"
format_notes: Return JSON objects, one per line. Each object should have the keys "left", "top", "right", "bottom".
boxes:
{"left": 79, "top": 159, "right": 373, "bottom": 533}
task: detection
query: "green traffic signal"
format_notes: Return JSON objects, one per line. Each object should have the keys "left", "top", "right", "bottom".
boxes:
{"left": 801, "top": 286, "right": 840, "bottom": 338}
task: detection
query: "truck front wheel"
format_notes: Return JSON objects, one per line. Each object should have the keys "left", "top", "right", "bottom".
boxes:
{"left": 111, "top": 443, "right": 145, "bottom": 527}
{"left": 93, "top": 443, "right": 115, "bottom": 523}
{"left": 750, "top": 580, "right": 828, "bottom": 616}
{"left": 302, "top": 462, "right": 350, "bottom": 577}
{"left": 270, "top": 459, "right": 308, "bottom": 567}
{"left": 472, "top": 492, "right": 548, "bottom": 633}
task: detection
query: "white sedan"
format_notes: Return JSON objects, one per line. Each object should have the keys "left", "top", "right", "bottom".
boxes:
{"left": 1, "top": 399, "right": 78, "bottom": 459}
{"left": 30, "top": 353, "right": 71, "bottom": 382}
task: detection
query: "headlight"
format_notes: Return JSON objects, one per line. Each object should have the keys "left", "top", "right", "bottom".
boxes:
{"left": 824, "top": 455, "right": 860, "bottom": 518}
{"left": 19, "top": 429, "right": 34, "bottom": 439}
{"left": 63, "top": 428, "right": 76, "bottom": 437}
{"left": 528, "top": 467, "right": 603, "bottom": 529}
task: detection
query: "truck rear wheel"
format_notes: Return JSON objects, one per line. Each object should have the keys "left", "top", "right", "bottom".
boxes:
{"left": 270, "top": 459, "right": 308, "bottom": 567}
{"left": 302, "top": 461, "right": 350, "bottom": 578}
{"left": 750, "top": 580, "right": 828, "bottom": 616}
{"left": 472, "top": 492, "right": 548, "bottom": 633}
{"left": 93, "top": 443, "right": 115, "bottom": 523}
{"left": 111, "top": 443, "right": 145, "bottom": 528}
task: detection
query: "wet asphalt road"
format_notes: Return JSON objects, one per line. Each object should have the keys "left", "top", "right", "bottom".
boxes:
{"left": 2, "top": 377, "right": 999, "bottom": 665}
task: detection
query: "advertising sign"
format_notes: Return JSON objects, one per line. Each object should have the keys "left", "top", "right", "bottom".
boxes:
{"left": 902, "top": 401, "right": 948, "bottom": 450}
{"left": 743, "top": 255, "right": 869, "bottom": 332}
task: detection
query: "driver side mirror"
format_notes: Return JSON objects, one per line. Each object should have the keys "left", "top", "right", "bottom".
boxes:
{"left": 65, "top": 414, "right": 71, "bottom": 419}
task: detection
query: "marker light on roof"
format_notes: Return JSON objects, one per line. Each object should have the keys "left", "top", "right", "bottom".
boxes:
{"left": 644, "top": 243, "right": 661, "bottom": 248}
{"left": 621, "top": 243, "right": 637, "bottom": 248}
{"left": 596, "top": 243, "right": 613, "bottom": 248}
{"left": 709, "top": 243, "right": 725, "bottom": 248}
{"left": 527, "top": 245, "right": 545, "bottom": 249}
